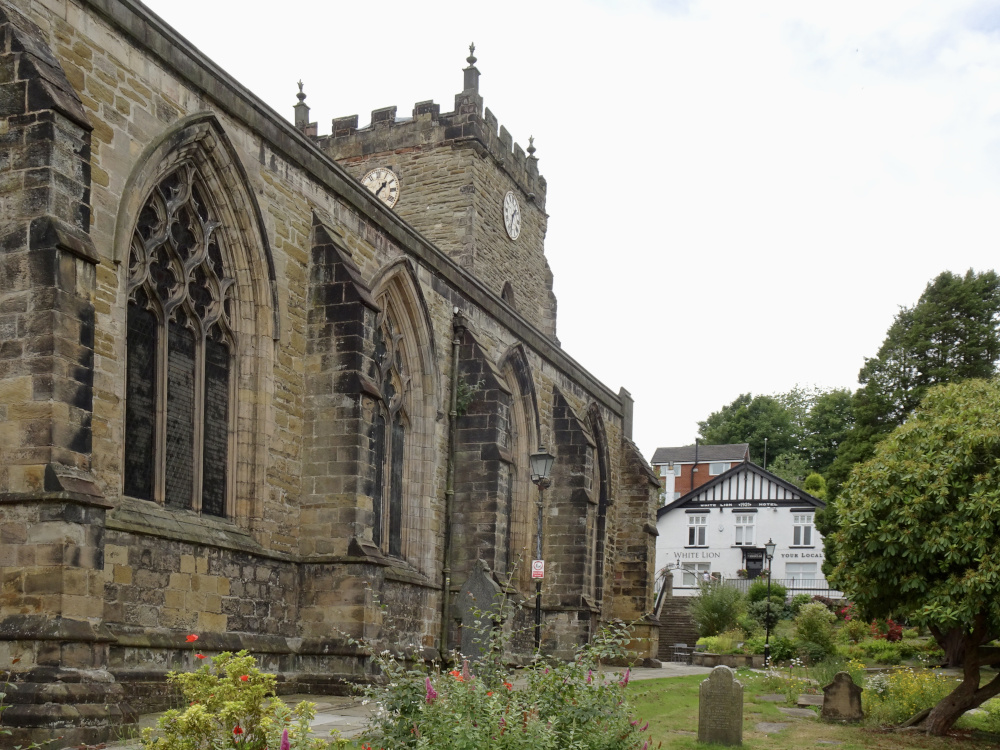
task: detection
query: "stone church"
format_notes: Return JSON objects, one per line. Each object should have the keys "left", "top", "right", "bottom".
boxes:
{"left": 0, "top": 0, "right": 660, "bottom": 744}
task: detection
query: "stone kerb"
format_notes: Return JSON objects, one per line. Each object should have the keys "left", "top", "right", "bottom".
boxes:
{"left": 698, "top": 665, "right": 743, "bottom": 746}
{"left": 821, "top": 671, "right": 864, "bottom": 722}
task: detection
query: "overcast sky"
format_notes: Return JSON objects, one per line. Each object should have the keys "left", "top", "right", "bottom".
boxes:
{"left": 142, "top": 0, "right": 1000, "bottom": 461}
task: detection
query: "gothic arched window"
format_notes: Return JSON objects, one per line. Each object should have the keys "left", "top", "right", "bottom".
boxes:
{"left": 371, "top": 302, "right": 409, "bottom": 556}
{"left": 123, "top": 165, "right": 235, "bottom": 516}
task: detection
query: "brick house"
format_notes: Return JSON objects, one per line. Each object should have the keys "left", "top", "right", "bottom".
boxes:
{"left": 650, "top": 443, "right": 750, "bottom": 503}
{"left": 0, "top": 2, "right": 660, "bottom": 745}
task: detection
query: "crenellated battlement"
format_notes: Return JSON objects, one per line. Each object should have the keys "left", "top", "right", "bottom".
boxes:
{"left": 312, "top": 48, "right": 546, "bottom": 210}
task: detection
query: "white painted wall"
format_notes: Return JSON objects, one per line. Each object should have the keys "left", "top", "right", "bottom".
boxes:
{"left": 655, "top": 504, "right": 827, "bottom": 597}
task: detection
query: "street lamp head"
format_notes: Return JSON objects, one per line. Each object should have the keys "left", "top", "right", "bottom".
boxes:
{"left": 530, "top": 447, "right": 555, "bottom": 487}
{"left": 764, "top": 538, "right": 776, "bottom": 559}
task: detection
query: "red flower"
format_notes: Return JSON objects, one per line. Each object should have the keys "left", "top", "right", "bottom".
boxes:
{"left": 240, "top": 675, "right": 250, "bottom": 682}
{"left": 233, "top": 725, "right": 243, "bottom": 735}
{"left": 186, "top": 634, "right": 199, "bottom": 642}
{"left": 504, "top": 681, "right": 513, "bottom": 691}
{"left": 196, "top": 653, "right": 206, "bottom": 659}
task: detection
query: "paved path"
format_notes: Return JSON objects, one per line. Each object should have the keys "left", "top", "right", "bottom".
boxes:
{"left": 114, "top": 663, "right": 712, "bottom": 746}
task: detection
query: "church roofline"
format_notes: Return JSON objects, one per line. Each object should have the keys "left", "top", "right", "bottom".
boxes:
{"left": 82, "top": 0, "right": 616, "bottom": 416}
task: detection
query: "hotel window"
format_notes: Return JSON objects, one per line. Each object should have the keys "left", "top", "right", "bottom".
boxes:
{"left": 709, "top": 462, "right": 730, "bottom": 475}
{"left": 786, "top": 562, "right": 818, "bottom": 583}
{"left": 793, "top": 514, "right": 814, "bottom": 546}
{"left": 734, "top": 514, "right": 755, "bottom": 545}
{"left": 687, "top": 515, "right": 707, "bottom": 546}
{"left": 682, "top": 562, "right": 712, "bottom": 587}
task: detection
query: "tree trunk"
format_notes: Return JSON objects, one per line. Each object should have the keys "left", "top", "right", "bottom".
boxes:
{"left": 937, "top": 627, "right": 966, "bottom": 667}
{"left": 922, "top": 631, "right": 1000, "bottom": 736}
{"left": 923, "top": 681, "right": 978, "bottom": 735}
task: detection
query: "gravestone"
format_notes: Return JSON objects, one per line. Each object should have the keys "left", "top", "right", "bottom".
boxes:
{"left": 698, "top": 665, "right": 743, "bottom": 745}
{"left": 458, "top": 560, "right": 503, "bottom": 661}
{"left": 821, "top": 672, "right": 864, "bottom": 722}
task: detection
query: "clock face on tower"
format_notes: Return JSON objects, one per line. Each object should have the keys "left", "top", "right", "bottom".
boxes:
{"left": 503, "top": 191, "right": 521, "bottom": 240}
{"left": 361, "top": 167, "right": 400, "bottom": 208}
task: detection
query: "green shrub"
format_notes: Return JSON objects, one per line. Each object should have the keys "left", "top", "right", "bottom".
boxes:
{"left": 768, "top": 636, "right": 796, "bottom": 663}
{"left": 794, "top": 603, "right": 837, "bottom": 661}
{"left": 736, "top": 614, "right": 763, "bottom": 638}
{"left": 140, "top": 650, "right": 339, "bottom": 750}
{"left": 863, "top": 667, "right": 959, "bottom": 727}
{"left": 689, "top": 581, "right": 745, "bottom": 637}
{"left": 840, "top": 618, "right": 869, "bottom": 643}
{"left": 798, "top": 640, "right": 832, "bottom": 664}
{"left": 744, "top": 635, "right": 766, "bottom": 655}
{"left": 789, "top": 593, "right": 813, "bottom": 616}
{"left": 859, "top": 640, "right": 903, "bottom": 665}
{"left": 747, "top": 597, "right": 786, "bottom": 630}
{"left": 980, "top": 697, "right": 1000, "bottom": 734}
{"left": 747, "top": 580, "right": 787, "bottom": 603}
{"left": 362, "top": 622, "right": 648, "bottom": 750}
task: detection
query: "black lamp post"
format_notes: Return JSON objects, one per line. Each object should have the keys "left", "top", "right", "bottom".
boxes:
{"left": 763, "top": 538, "right": 776, "bottom": 667}
{"left": 529, "top": 447, "right": 555, "bottom": 652}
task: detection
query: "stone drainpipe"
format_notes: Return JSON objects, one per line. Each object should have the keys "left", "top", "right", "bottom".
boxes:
{"left": 440, "top": 309, "right": 467, "bottom": 660}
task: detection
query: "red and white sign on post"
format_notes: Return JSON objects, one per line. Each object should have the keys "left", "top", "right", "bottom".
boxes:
{"left": 531, "top": 560, "right": 545, "bottom": 579}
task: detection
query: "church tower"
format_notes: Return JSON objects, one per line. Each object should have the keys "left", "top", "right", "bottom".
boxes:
{"left": 313, "top": 46, "right": 558, "bottom": 341}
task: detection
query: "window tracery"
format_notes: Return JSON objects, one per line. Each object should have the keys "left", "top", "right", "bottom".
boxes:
{"left": 124, "top": 165, "right": 236, "bottom": 516}
{"left": 371, "top": 301, "right": 410, "bottom": 556}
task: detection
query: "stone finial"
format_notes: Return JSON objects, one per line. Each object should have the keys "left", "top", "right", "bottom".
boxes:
{"left": 294, "top": 80, "right": 311, "bottom": 130}
{"left": 527, "top": 136, "right": 536, "bottom": 157}
{"left": 463, "top": 42, "right": 480, "bottom": 92}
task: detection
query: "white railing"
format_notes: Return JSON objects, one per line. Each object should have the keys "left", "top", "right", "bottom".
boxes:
{"left": 722, "top": 578, "right": 844, "bottom": 599}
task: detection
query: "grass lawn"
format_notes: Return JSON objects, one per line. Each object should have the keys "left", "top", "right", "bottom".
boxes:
{"left": 627, "top": 675, "right": 1000, "bottom": 750}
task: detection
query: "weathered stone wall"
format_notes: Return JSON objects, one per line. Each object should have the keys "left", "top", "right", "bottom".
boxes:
{"left": 0, "top": 0, "right": 659, "bottom": 744}
{"left": 318, "top": 72, "right": 557, "bottom": 341}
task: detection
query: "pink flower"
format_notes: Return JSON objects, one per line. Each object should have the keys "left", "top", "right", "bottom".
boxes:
{"left": 619, "top": 668, "right": 630, "bottom": 687}
{"left": 587, "top": 669, "right": 593, "bottom": 684}
{"left": 640, "top": 721, "right": 648, "bottom": 731}
{"left": 425, "top": 677, "right": 438, "bottom": 703}
{"left": 280, "top": 728, "right": 290, "bottom": 750}
{"left": 461, "top": 659, "right": 472, "bottom": 682}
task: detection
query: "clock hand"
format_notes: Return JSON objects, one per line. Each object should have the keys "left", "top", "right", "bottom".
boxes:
{"left": 374, "top": 180, "right": 388, "bottom": 198}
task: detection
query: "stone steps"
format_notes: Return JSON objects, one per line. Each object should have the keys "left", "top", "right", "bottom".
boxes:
{"left": 657, "top": 599, "right": 700, "bottom": 661}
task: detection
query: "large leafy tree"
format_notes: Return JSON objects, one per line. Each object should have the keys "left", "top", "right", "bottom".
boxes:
{"left": 697, "top": 393, "right": 795, "bottom": 465}
{"left": 821, "top": 270, "right": 1000, "bottom": 574}
{"left": 800, "top": 388, "right": 853, "bottom": 477}
{"left": 827, "top": 269, "right": 1000, "bottom": 498}
{"left": 829, "top": 378, "right": 1000, "bottom": 735}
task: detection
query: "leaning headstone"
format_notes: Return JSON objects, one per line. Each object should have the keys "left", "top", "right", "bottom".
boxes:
{"left": 698, "top": 665, "right": 743, "bottom": 746}
{"left": 458, "top": 560, "right": 503, "bottom": 662}
{"left": 821, "top": 672, "right": 864, "bottom": 722}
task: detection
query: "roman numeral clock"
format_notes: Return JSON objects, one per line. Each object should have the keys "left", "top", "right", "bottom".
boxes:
{"left": 362, "top": 167, "right": 400, "bottom": 208}
{"left": 503, "top": 190, "right": 520, "bottom": 240}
